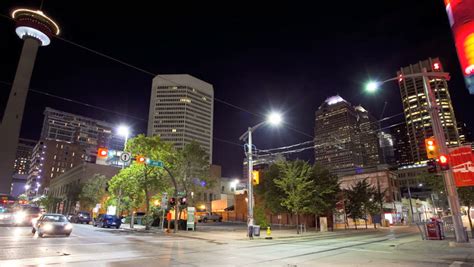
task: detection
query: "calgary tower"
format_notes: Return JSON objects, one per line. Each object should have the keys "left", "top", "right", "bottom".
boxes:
{"left": 0, "top": 8, "right": 59, "bottom": 193}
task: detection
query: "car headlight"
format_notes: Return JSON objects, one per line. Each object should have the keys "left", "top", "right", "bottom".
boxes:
{"left": 42, "top": 223, "right": 53, "bottom": 231}
{"left": 64, "top": 223, "right": 73, "bottom": 230}
{"left": 15, "top": 212, "right": 26, "bottom": 223}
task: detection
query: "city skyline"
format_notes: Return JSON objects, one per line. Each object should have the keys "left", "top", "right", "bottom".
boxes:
{"left": 1, "top": 1, "right": 474, "bottom": 178}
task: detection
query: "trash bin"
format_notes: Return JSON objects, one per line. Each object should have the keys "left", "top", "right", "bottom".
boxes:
{"left": 253, "top": 225, "right": 261, "bottom": 237}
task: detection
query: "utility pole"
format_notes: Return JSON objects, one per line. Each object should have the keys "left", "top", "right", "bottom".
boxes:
{"left": 421, "top": 68, "right": 467, "bottom": 242}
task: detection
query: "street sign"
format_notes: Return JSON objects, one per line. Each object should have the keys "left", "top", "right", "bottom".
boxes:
{"left": 177, "top": 191, "right": 186, "bottom": 197}
{"left": 147, "top": 159, "right": 163, "bottom": 167}
{"left": 449, "top": 146, "right": 474, "bottom": 187}
{"left": 161, "top": 194, "right": 168, "bottom": 209}
{"left": 120, "top": 152, "right": 131, "bottom": 163}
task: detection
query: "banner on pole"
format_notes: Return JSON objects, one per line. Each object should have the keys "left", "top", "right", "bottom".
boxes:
{"left": 449, "top": 145, "right": 474, "bottom": 187}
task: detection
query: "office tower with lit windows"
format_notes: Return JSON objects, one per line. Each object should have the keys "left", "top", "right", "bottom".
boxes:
{"left": 40, "top": 108, "right": 125, "bottom": 162}
{"left": 314, "top": 95, "right": 380, "bottom": 173}
{"left": 14, "top": 138, "right": 36, "bottom": 176}
{"left": 26, "top": 139, "right": 86, "bottom": 196}
{"left": 147, "top": 74, "right": 214, "bottom": 163}
{"left": 397, "top": 57, "right": 460, "bottom": 163}
{"left": 392, "top": 123, "right": 413, "bottom": 166}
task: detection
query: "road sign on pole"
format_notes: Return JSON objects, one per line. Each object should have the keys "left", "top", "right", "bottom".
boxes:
{"left": 147, "top": 159, "right": 163, "bottom": 167}
{"left": 120, "top": 152, "right": 131, "bottom": 163}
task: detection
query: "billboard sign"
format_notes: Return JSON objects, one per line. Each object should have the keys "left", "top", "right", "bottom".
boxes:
{"left": 449, "top": 145, "right": 474, "bottom": 187}
{"left": 444, "top": 0, "right": 474, "bottom": 94}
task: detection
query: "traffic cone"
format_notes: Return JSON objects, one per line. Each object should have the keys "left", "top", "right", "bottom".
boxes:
{"left": 265, "top": 226, "right": 272, "bottom": 239}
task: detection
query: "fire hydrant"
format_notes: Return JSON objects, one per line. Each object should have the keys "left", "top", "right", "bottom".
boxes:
{"left": 265, "top": 226, "right": 272, "bottom": 239}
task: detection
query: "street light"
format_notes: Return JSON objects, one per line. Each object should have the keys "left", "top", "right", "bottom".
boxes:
{"left": 239, "top": 112, "right": 283, "bottom": 231}
{"left": 116, "top": 125, "right": 130, "bottom": 217}
{"left": 365, "top": 81, "right": 380, "bottom": 93}
{"left": 117, "top": 125, "right": 130, "bottom": 150}
{"left": 364, "top": 69, "right": 468, "bottom": 242}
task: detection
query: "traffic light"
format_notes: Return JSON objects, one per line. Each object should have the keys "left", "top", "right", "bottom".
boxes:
{"left": 179, "top": 197, "right": 187, "bottom": 206}
{"left": 433, "top": 62, "right": 441, "bottom": 71}
{"left": 438, "top": 154, "right": 450, "bottom": 171}
{"left": 169, "top": 197, "right": 176, "bottom": 206}
{"left": 252, "top": 170, "right": 260, "bottom": 185}
{"left": 427, "top": 159, "right": 437, "bottom": 173}
{"left": 135, "top": 155, "right": 146, "bottom": 164}
{"left": 425, "top": 137, "right": 439, "bottom": 159}
{"left": 97, "top": 148, "right": 108, "bottom": 158}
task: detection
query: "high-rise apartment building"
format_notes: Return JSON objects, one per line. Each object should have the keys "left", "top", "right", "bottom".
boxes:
{"left": 397, "top": 57, "right": 460, "bottom": 163}
{"left": 378, "top": 132, "right": 395, "bottom": 165}
{"left": 26, "top": 139, "right": 86, "bottom": 196}
{"left": 314, "top": 96, "right": 379, "bottom": 173}
{"left": 40, "top": 108, "right": 125, "bottom": 162}
{"left": 147, "top": 74, "right": 214, "bottom": 163}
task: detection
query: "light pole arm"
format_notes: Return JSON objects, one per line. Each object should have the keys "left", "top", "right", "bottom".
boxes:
{"left": 239, "top": 121, "right": 267, "bottom": 141}
{"left": 381, "top": 72, "right": 450, "bottom": 84}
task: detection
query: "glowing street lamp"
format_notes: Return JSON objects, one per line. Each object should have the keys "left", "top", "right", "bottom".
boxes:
{"left": 365, "top": 81, "right": 380, "bottom": 93}
{"left": 239, "top": 112, "right": 283, "bottom": 232}
{"left": 117, "top": 125, "right": 130, "bottom": 150}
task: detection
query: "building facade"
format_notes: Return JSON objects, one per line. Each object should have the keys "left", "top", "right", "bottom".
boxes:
{"left": 26, "top": 139, "right": 86, "bottom": 196}
{"left": 147, "top": 74, "right": 214, "bottom": 163}
{"left": 392, "top": 123, "right": 413, "bottom": 166}
{"left": 40, "top": 107, "right": 125, "bottom": 163}
{"left": 397, "top": 57, "right": 460, "bottom": 163}
{"left": 49, "top": 162, "right": 119, "bottom": 215}
{"left": 14, "top": 138, "right": 36, "bottom": 176}
{"left": 314, "top": 95, "right": 380, "bottom": 173}
{"left": 378, "top": 132, "right": 395, "bottom": 165}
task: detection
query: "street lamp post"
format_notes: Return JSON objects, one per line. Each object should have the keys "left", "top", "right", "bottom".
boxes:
{"left": 239, "top": 112, "right": 282, "bottom": 233}
{"left": 116, "top": 125, "right": 130, "bottom": 217}
{"left": 365, "top": 69, "right": 468, "bottom": 242}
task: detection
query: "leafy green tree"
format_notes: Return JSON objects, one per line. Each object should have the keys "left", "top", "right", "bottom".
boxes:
{"left": 174, "top": 141, "right": 211, "bottom": 207}
{"left": 109, "top": 165, "right": 145, "bottom": 228}
{"left": 113, "top": 135, "right": 173, "bottom": 229}
{"left": 366, "top": 187, "right": 385, "bottom": 229}
{"left": 36, "top": 194, "right": 61, "bottom": 212}
{"left": 274, "top": 160, "right": 314, "bottom": 234}
{"left": 344, "top": 179, "right": 376, "bottom": 229}
{"left": 18, "top": 194, "right": 28, "bottom": 201}
{"left": 458, "top": 186, "right": 474, "bottom": 236}
{"left": 255, "top": 164, "right": 288, "bottom": 214}
{"left": 418, "top": 173, "right": 449, "bottom": 212}
{"left": 79, "top": 174, "right": 108, "bottom": 212}
{"left": 309, "top": 165, "right": 340, "bottom": 228}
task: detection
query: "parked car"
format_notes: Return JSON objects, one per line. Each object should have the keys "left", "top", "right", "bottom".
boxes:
{"left": 32, "top": 213, "right": 73, "bottom": 237}
{"left": 14, "top": 205, "right": 41, "bottom": 226}
{"left": 70, "top": 211, "right": 91, "bottom": 224}
{"left": 197, "top": 212, "right": 222, "bottom": 223}
{"left": 93, "top": 214, "right": 121, "bottom": 229}
{"left": 0, "top": 207, "right": 14, "bottom": 225}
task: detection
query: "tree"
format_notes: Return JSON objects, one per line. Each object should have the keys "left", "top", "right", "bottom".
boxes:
{"left": 108, "top": 165, "right": 145, "bottom": 228}
{"left": 418, "top": 173, "right": 449, "bottom": 213}
{"left": 458, "top": 186, "right": 474, "bottom": 237}
{"left": 114, "top": 135, "right": 173, "bottom": 229}
{"left": 174, "top": 141, "right": 211, "bottom": 207}
{"left": 309, "top": 164, "right": 340, "bottom": 229}
{"left": 79, "top": 174, "right": 108, "bottom": 213}
{"left": 35, "top": 194, "right": 61, "bottom": 212}
{"left": 344, "top": 179, "right": 377, "bottom": 229}
{"left": 274, "top": 160, "right": 314, "bottom": 234}
{"left": 366, "top": 187, "right": 385, "bottom": 229}
{"left": 255, "top": 164, "right": 288, "bottom": 215}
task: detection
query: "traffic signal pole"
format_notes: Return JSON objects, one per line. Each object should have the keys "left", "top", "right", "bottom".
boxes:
{"left": 421, "top": 68, "right": 467, "bottom": 243}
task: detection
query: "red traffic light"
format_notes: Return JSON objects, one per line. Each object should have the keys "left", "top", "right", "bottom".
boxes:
{"left": 97, "top": 148, "right": 108, "bottom": 158}
{"left": 136, "top": 155, "right": 146, "bottom": 164}
{"left": 439, "top": 155, "right": 448, "bottom": 164}
{"left": 433, "top": 62, "right": 441, "bottom": 71}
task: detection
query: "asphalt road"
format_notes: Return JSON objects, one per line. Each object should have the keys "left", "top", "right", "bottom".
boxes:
{"left": 0, "top": 223, "right": 473, "bottom": 266}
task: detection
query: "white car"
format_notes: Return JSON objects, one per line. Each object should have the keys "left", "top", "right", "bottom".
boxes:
{"left": 32, "top": 213, "right": 73, "bottom": 238}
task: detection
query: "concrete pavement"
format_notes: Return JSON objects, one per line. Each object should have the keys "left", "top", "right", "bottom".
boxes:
{"left": 0, "top": 223, "right": 474, "bottom": 266}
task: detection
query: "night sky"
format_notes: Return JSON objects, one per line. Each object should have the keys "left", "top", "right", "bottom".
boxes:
{"left": 1, "top": 1, "right": 473, "bottom": 178}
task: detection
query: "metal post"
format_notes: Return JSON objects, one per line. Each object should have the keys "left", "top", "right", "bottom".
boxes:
{"left": 408, "top": 186, "right": 415, "bottom": 223}
{"left": 247, "top": 127, "right": 254, "bottom": 227}
{"left": 421, "top": 68, "right": 467, "bottom": 242}
{"left": 116, "top": 135, "right": 128, "bottom": 217}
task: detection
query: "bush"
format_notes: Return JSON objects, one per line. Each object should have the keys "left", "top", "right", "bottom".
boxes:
{"left": 254, "top": 206, "right": 269, "bottom": 228}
